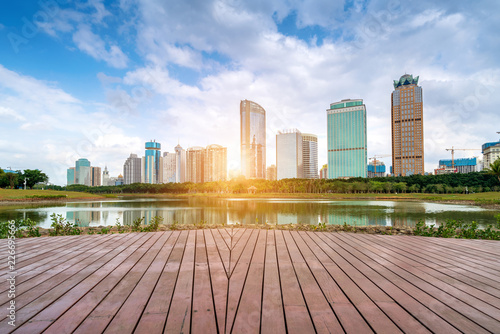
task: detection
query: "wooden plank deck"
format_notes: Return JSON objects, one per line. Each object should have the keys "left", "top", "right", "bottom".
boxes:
{"left": 2, "top": 229, "right": 500, "bottom": 333}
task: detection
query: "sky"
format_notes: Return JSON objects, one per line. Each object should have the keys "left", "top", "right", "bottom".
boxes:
{"left": 1, "top": 0, "right": 500, "bottom": 185}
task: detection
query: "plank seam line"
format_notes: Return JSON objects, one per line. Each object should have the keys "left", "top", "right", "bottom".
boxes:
{"left": 130, "top": 231, "right": 181, "bottom": 334}
{"left": 326, "top": 232, "right": 481, "bottom": 333}
{"left": 162, "top": 230, "right": 190, "bottom": 334}
{"left": 281, "top": 230, "right": 318, "bottom": 334}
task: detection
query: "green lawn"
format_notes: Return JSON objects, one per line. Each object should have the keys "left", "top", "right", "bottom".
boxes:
{"left": 0, "top": 189, "right": 104, "bottom": 201}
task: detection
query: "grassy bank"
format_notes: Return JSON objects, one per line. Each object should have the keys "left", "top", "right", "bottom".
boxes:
{"left": 1, "top": 188, "right": 498, "bottom": 206}
{"left": 0, "top": 189, "right": 104, "bottom": 202}
{"left": 117, "top": 191, "right": 500, "bottom": 205}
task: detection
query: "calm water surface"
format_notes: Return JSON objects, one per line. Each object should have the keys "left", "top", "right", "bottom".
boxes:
{"left": 0, "top": 197, "right": 498, "bottom": 228}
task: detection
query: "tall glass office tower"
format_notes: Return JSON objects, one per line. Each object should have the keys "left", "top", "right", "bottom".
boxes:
{"left": 144, "top": 141, "right": 161, "bottom": 184}
{"left": 391, "top": 74, "right": 424, "bottom": 176}
{"left": 302, "top": 133, "right": 318, "bottom": 179}
{"left": 240, "top": 100, "right": 266, "bottom": 179}
{"left": 276, "top": 130, "right": 303, "bottom": 180}
{"left": 75, "top": 158, "right": 91, "bottom": 186}
{"left": 327, "top": 99, "right": 367, "bottom": 178}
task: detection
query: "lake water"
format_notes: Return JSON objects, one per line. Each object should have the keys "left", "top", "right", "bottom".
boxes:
{"left": 0, "top": 197, "right": 498, "bottom": 228}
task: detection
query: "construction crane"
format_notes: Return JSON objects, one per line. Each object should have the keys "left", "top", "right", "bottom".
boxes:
{"left": 445, "top": 147, "right": 480, "bottom": 169}
{"left": 369, "top": 155, "right": 391, "bottom": 175}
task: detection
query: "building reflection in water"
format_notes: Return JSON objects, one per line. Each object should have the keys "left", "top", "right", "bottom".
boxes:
{"left": 29, "top": 197, "right": 492, "bottom": 228}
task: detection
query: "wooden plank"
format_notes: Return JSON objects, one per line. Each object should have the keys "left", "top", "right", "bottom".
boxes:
{"left": 0, "top": 234, "right": 126, "bottom": 307}
{"left": 225, "top": 229, "right": 258, "bottom": 333}
{"left": 322, "top": 232, "right": 490, "bottom": 333}
{"left": 231, "top": 230, "right": 266, "bottom": 333}
{"left": 133, "top": 231, "right": 189, "bottom": 334}
{"left": 164, "top": 230, "right": 196, "bottom": 334}
{"left": 355, "top": 233, "right": 500, "bottom": 299}
{"left": 211, "top": 229, "right": 230, "bottom": 276}
{"left": 102, "top": 231, "right": 179, "bottom": 334}
{"left": 0, "top": 235, "right": 85, "bottom": 272}
{"left": 0, "top": 234, "right": 138, "bottom": 320}
{"left": 293, "top": 231, "right": 383, "bottom": 334}
{"left": 274, "top": 230, "right": 315, "bottom": 334}
{"left": 190, "top": 230, "right": 218, "bottom": 334}
{"left": 311, "top": 232, "right": 461, "bottom": 334}
{"left": 371, "top": 234, "right": 500, "bottom": 284}
{"left": 346, "top": 233, "right": 500, "bottom": 320}
{"left": 6, "top": 233, "right": 156, "bottom": 333}
{"left": 228, "top": 229, "right": 254, "bottom": 277}
{"left": 386, "top": 235, "right": 500, "bottom": 273}
{"left": 204, "top": 229, "right": 228, "bottom": 334}
{"left": 260, "top": 230, "right": 286, "bottom": 334}
{"left": 282, "top": 230, "right": 346, "bottom": 333}
{"left": 73, "top": 232, "right": 172, "bottom": 333}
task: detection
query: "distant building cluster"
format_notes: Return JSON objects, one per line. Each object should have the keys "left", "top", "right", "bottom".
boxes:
{"left": 67, "top": 159, "right": 101, "bottom": 186}
{"left": 66, "top": 74, "right": 499, "bottom": 186}
{"left": 67, "top": 141, "right": 228, "bottom": 186}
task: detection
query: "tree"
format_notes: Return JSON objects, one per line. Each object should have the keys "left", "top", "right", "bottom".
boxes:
{"left": 6, "top": 172, "right": 19, "bottom": 189}
{"left": 487, "top": 158, "right": 500, "bottom": 184}
{"left": 22, "top": 169, "right": 49, "bottom": 189}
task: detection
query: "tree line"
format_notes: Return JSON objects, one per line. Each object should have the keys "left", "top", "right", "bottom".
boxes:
{"left": 58, "top": 171, "right": 500, "bottom": 195}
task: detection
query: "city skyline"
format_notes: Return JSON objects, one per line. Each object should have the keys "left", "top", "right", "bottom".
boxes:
{"left": 1, "top": 1, "right": 500, "bottom": 185}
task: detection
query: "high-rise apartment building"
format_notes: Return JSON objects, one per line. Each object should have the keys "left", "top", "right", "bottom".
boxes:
{"left": 240, "top": 99, "right": 266, "bottom": 179}
{"left": 143, "top": 140, "right": 162, "bottom": 184}
{"left": 266, "top": 165, "right": 277, "bottom": 181}
{"left": 123, "top": 153, "right": 142, "bottom": 184}
{"left": 91, "top": 166, "right": 101, "bottom": 186}
{"left": 367, "top": 161, "right": 386, "bottom": 178}
{"left": 175, "top": 144, "right": 186, "bottom": 183}
{"left": 163, "top": 152, "right": 177, "bottom": 183}
{"left": 204, "top": 144, "right": 227, "bottom": 182}
{"left": 327, "top": 99, "right": 367, "bottom": 178}
{"left": 186, "top": 146, "right": 205, "bottom": 183}
{"left": 276, "top": 129, "right": 303, "bottom": 180}
{"left": 391, "top": 74, "right": 424, "bottom": 176}
{"left": 302, "top": 133, "right": 318, "bottom": 179}
{"left": 482, "top": 140, "right": 500, "bottom": 170}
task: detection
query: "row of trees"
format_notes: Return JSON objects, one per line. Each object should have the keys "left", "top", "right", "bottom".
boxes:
{"left": 0, "top": 169, "right": 49, "bottom": 189}
{"left": 61, "top": 170, "right": 500, "bottom": 195}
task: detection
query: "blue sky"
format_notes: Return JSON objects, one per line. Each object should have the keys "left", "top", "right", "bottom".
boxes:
{"left": 1, "top": 0, "right": 500, "bottom": 185}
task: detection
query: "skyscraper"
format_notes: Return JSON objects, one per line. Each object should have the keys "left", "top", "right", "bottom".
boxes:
{"left": 266, "top": 164, "right": 277, "bottom": 181}
{"left": 91, "top": 166, "right": 101, "bottom": 186}
{"left": 240, "top": 99, "right": 266, "bottom": 179}
{"left": 302, "top": 133, "right": 318, "bottom": 179}
{"left": 175, "top": 144, "right": 186, "bottom": 183}
{"left": 204, "top": 144, "right": 227, "bottom": 182}
{"left": 123, "top": 153, "right": 142, "bottom": 184}
{"left": 327, "top": 99, "right": 367, "bottom": 178}
{"left": 391, "top": 74, "right": 424, "bottom": 176}
{"left": 67, "top": 167, "right": 75, "bottom": 186}
{"left": 276, "top": 129, "right": 303, "bottom": 180}
{"left": 186, "top": 146, "right": 205, "bottom": 183}
{"left": 75, "top": 158, "right": 91, "bottom": 186}
{"left": 143, "top": 140, "right": 162, "bottom": 184}
{"left": 163, "top": 152, "right": 177, "bottom": 183}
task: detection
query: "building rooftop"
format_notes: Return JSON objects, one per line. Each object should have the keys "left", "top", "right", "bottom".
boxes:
{"left": 393, "top": 74, "right": 419, "bottom": 89}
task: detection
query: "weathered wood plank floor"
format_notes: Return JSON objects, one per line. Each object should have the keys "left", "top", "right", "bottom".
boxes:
{"left": 2, "top": 229, "right": 500, "bottom": 333}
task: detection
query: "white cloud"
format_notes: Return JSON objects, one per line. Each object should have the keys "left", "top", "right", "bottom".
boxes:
{"left": 3, "top": 0, "right": 500, "bottom": 183}
{"left": 0, "top": 23, "right": 5, "bottom": 30}
{"left": 73, "top": 25, "right": 129, "bottom": 68}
